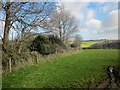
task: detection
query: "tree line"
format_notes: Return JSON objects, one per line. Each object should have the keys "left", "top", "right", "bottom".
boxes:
{"left": 0, "top": 1, "right": 81, "bottom": 72}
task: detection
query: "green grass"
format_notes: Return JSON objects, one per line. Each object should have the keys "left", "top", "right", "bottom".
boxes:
{"left": 2, "top": 49, "right": 119, "bottom": 88}
{"left": 81, "top": 41, "right": 102, "bottom": 48}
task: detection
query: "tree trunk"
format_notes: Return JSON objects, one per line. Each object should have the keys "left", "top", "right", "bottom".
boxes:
{"left": 3, "top": 2, "right": 11, "bottom": 49}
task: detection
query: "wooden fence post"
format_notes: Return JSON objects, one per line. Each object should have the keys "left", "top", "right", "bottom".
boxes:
{"left": 36, "top": 54, "right": 38, "bottom": 64}
{"left": 9, "top": 58, "right": 12, "bottom": 72}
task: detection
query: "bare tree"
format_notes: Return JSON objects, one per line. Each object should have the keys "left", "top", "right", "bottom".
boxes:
{"left": 73, "top": 35, "right": 82, "bottom": 48}
{"left": 43, "top": 9, "right": 80, "bottom": 43}
{"left": 1, "top": 1, "right": 56, "bottom": 49}
{"left": 1, "top": 1, "right": 56, "bottom": 72}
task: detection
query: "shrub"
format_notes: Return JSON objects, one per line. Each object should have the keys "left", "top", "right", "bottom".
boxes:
{"left": 29, "top": 34, "right": 65, "bottom": 55}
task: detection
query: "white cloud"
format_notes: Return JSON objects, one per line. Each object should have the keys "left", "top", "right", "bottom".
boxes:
{"left": 99, "top": 2, "right": 118, "bottom": 13}
{"left": 80, "top": 28, "right": 88, "bottom": 32}
{"left": 99, "top": 6, "right": 108, "bottom": 12}
{"left": 91, "top": 9, "right": 119, "bottom": 40}
{"left": 87, "top": 18, "right": 101, "bottom": 28}
{"left": 102, "top": 9, "right": 118, "bottom": 29}
{"left": 63, "top": 2, "right": 89, "bottom": 20}
{"left": 90, "top": 9, "right": 118, "bottom": 39}
{"left": 86, "top": 9, "right": 95, "bottom": 20}
{"left": 84, "top": 8, "right": 118, "bottom": 40}
{"left": 58, "top": 1, "right": 119, "bottom": 40}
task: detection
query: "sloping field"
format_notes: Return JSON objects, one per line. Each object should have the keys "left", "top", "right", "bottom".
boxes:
{"left": 2, "top": 49, "right": 119, "bottom": 88}
{"left": 81, "top": 41, "right": 102, "bottom": 48}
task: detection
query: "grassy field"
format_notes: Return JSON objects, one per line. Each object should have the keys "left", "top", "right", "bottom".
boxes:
{"left": 68, "top": 40, "right": 103, "bottom": 48}
{"left": 2, "top": 49, "right": 119, "bottom": 88}
{"left": 81, "top": 41, "right": 102, "bottom": 48}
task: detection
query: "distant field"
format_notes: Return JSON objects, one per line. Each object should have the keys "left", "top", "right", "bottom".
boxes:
{"left": 81, "top": 41, "right": 103, "bottom": 48}
{"left": 2, "top": 49, "right": 119, "bottom": 88}
{"left": 69, "top": 40, "right": 103, "bottom": 48}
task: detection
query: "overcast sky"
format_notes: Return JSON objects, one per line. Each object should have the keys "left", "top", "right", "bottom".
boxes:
{"left": 0, "top": 0, "right": 119, "bottom": 40}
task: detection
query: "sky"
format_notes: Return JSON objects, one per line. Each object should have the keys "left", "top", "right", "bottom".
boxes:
{"left": 0, "top": 0, "right": 119, "bottom": 40}
{"left": 61, "top": 1, "right": 119, "bottom": 40}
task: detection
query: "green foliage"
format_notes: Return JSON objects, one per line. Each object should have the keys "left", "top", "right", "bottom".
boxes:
{"left": 48, "top": 35, "right": 61, "bottom": 44}
{"left": 48, "top": 35, "right": 66, "bottom": 49}
{"left": 3, "top": 49, "right": 119, "bottom": 88}
{"left": 29, "top": 35, "right": 65, "bottom": 55}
